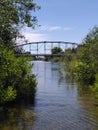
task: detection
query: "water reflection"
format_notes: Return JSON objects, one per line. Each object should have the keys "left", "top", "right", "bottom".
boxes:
{"left": 0, "top": 97, "right": 36, "bottom": 130}
{"left": 0, "top": 107, "right": 35, "bottom": 130}
{"left": 77, "top": 85, "right": 98, "bottom": 130}
{"left": 0, "top": 61, "right": 98, "bottom": 130}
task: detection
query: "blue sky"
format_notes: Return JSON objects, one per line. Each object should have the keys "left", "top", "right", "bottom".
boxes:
{"left": 22, "top": 0, "right": 98, "bottom": 44}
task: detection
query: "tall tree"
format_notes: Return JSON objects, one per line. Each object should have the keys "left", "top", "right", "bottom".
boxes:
{"left": 0, "top": 0, "right": 39, "bottom": 104}
{"left": 0, "top": 0, "right": 40, "bottom": 47}
{"left": 64, "top": 26, "right": 98, "bottom": 84}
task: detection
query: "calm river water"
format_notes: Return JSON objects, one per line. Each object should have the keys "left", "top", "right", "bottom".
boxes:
{"left": 0, "top": 61, "right": 98, "bottom": 130}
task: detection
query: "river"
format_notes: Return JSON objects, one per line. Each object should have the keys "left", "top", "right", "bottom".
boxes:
{"left": 0, "top": 61, "right": 98, "bottom": 130}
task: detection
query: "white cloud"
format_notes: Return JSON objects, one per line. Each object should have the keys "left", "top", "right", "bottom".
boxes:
{"left": 16, "top": 25, "right": 74, "bottom": 45}
{"left": 40, "top": 25, "right": 61, "bottom": 31}
{"left": 23, "top": 33, "right": 48, "bottom": 42}
{"left": 16, "top": 32, "right": 48, "bottom": 45}
{"left": 40, "top": 25, "right": 73, "bottom": 32}
{"left": 48, "top": 26, "right": 62, "bottom": 31}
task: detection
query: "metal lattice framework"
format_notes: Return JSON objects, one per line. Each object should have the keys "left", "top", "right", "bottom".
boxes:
{"left": 15, "top": 41, "right": 78, "bottom": 57}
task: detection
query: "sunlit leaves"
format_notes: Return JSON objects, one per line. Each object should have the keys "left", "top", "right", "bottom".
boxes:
{"left": 64, "top": 26, "right": 98, "bottom": 85}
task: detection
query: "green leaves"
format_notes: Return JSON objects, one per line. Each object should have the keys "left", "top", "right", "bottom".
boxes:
{"left": 0, "top": 86, "right": 17, "bottom": 103}
{"left": 73, "top": 62, "right": 95, "bottom": 84}
{"left": 64, "top": 26, "right": 98, "bottom": 85}
{"left": 0, "top": 0, "right": 39, "bottom": 105}
{"left": 51, "top": 47, "right": 63, "bottom": 54}
{"left": 0, "top": 0, "right": 40, "bottom": 47}
{"left": 0, "top": 44, "right": 36, "bottom": 104}
{"left": 90, "top": 73, "right": 98, "bottom": 98}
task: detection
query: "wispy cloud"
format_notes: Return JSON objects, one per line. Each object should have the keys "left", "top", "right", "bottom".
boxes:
{"left": 40, "top": 25, "right": 73, "bottom": 31}
{"left": 41, "top": 26, "right": 61, "bottom": 31}
{"left": 21, "top": 25, "right": 73, "bottom": 33}
{"left": 16, "top": 25, "right": 74, "bottom": 44}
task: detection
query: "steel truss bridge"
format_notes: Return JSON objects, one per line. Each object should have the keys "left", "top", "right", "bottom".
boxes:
{"left": 15, "top": 41, "right": 78, "bottom": 57}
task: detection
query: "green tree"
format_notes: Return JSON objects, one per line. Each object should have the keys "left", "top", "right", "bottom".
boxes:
{"left": 0, "top": 44, "right": 37, "bottom": 104}
{"left": 64, "top": 26, "right": 98, "bottom": 84}
{"left": 0, "top": 0, "right": 40, "bottom": 47}
{"left": 0, "top": 0, "right": 39, "bottom": 105}
{"left": 51, "top": 47, "right": 63, "bottom": 54}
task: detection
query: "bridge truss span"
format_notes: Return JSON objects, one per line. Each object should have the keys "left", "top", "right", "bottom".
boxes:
{"left": 15, "top": 41, "right": 78, "bottom": 57}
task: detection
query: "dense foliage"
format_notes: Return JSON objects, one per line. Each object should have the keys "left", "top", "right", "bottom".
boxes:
{"left": 0, "top": 43, "right": 37, "bottom": 104}
{"left": 64, "top": 26, "right": 98, "bottom": 97}
{"left": 0, "top": 0, "right": 39, "bottom": 105}
{"left": 49, "top": 47, "right": 63, "bottom": 62}
{"left": 0, "top": 0, "right": 40, "bottom": 47}
{"left": 51, "top": 47, "right": 63, "bottom": 54}
{"left": 90, "top": 73, "right": 98, "bottom": 98}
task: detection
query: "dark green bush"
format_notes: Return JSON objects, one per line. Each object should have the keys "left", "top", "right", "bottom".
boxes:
{"left": 0, "top": 44, "right": 37, "bottom": 105}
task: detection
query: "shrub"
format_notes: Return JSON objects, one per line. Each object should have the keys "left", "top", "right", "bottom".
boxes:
{"left": 90, "top": 73, "right": 98, "bottom": 98}
{"left": 0, "top": 44, "right": 36, "bottom": 105}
